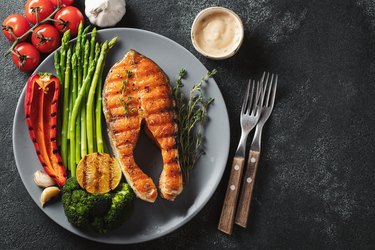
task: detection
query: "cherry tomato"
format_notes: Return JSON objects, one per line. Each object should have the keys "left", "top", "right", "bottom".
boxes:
{"left": 25, "top": 0, "right": 54, "bottom": 25}
{"left": 31, "top": 24, "right": 60, "bottom": 53}
{"left": 12, "top": 43, "right": 41, "bottom": 72}
{"left": 2, "top": 14, "right": 30, "bottom": 42}
{"left": 49, "top": 0, "right": 74, "bottom": 7}
{"left": 54, "top": 6, "right": 84, "bottom": 37}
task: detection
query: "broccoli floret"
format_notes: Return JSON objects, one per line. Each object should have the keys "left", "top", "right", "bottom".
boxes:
{"left": 62, "top": 177, "right": 134, "bottom": 233}
{"left": 62, "top": 177, "right": 80, "bottom": 193}
{"left": 90, "top": 194, "right": 112, "bottom": 217}
{"left": 103, "top": 183, "right": 135, "bottom": 231}
{"left": 91, "top": 217, "right": 105, "bottom": 233}
{"left": 62, "top": 181, "right": 92, "bottom": 229}
{"left": 64, "top": 202, "right": 91, "bottom": 228}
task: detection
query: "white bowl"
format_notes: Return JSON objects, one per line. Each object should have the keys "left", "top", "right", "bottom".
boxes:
{"left": 191, "top": 7, "right": 244, "bottom": 60}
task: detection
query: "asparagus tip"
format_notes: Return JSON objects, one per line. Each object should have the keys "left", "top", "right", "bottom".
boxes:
{"left": 108, "top": 37, "right": 118, "bottom": 49}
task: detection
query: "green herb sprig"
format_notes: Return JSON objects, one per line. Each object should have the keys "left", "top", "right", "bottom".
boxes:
{"left": 173, "top": 68, "right": 216, "bottom": 182}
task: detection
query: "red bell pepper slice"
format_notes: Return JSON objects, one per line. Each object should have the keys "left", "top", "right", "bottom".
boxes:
{"left": 24, "top": 73, "right": 66, "bottom": 186}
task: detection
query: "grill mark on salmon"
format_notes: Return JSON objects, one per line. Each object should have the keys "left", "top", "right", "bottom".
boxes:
{"left": 107, "top": 101, "right": 138, "bottom": 110}
{"left": 103, "top": 50, "right": 183, "bottom": 202}
{"left": 143, "top": 107, "right": 175, "bottom": 116}
{"left": 112, "top": 127, "right": 138, "bottom": 135}
{"left": 109, "top": 112, "right": 139, "bottom": 122}
{"left": 137, "top": 93, "right": 172, "bottom": 104}
{"left": 146, "top": 117, "right": 175, "bottom": 127}
{"left": 115, "top": 141, "right": 136, "bottom": 149}
{"left": 151, "top": 131, "right": 177, "bottom": 140}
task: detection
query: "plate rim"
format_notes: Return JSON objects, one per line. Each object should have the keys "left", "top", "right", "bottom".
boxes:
{"left": 12, "top": 27, "right": 230, "bottom": 244}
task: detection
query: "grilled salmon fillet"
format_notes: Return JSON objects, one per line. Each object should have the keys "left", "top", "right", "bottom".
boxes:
{"left": 103, "top": 50, "right": 183, "bottom": 202}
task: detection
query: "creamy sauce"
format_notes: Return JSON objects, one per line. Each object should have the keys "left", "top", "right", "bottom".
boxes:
{"left": 193, "top": 11, "right": 242, "bottom": 57}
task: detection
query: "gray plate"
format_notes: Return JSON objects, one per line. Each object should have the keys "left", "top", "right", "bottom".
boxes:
{"left": 12, "top": 28, "right": 230, "bottom": 244}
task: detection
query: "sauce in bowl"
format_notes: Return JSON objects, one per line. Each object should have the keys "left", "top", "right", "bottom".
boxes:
{"left": 191, "top": 7, "right": 244, "bottom": 59}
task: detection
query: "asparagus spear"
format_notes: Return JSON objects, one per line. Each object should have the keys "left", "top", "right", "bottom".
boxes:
{"left": 75, "top": 110, "right": 81, "bottom": 163}
{"left": 76, "top": 23, "right": 83, "bottom": 49}
{"left": 67, "top": 50, "right": 73, "bottom": 142}
{"left": 95, "top": 65, "right": 104, "bottom": 153}
{"left": 54, "top": 51, "right": 63, "bottom": 147}
{"left": 54, "top": 51, "right": 62, "bottom": 81}
{"left": 95, "top": 38, "right": 117, "bottom": 153}
{"left": 89, "top": 28, "right": 97, "bottom": 63}
{"left": 81, "top": 40, "right": 90, "bottom": 157}
{"left": 86, "top": 42, "right": 103, "bottom": 154}
{"left": 81, "top": 25, "right": 90, "bottom": 85}
{"left": 83, "top": 40, "right": 90, "bottom": 79}
{"left": 75, "top": 92, "right": 82, "bottom": 164}
{"left": 69, "top": 53, "right": 77, "bottom": 170}
{"left": 61, "top": 47, "right": 72, "bottom": 169}
{"left": 60, "top": 30, "right": 70, "bottom": 84}
{"left": 108, "top": 37, "right": 117, "bottom": 49}
{"left": 81, "top": 26, "right": 90, "bottom": 46}
{"left": 93, "top": 96, "right": 97, "bottom": 153}
{"left": 81, "top": 25, "right": 90, "bottom": 65}
{"left": 57, "top": 31, "right": 70, "bottom": 147}
{"left": 74, "top": 23, "right": 83, "bottom": 164}
{"left": 76, "top": 23, "right": 83, "bottom": 88}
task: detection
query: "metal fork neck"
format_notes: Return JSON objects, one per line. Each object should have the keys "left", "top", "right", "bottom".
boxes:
{"left": 251, "top": 124, "right": 264, "bottom": 152}
{"left": 235, "top": 130, "right": 250, "bottom": 157}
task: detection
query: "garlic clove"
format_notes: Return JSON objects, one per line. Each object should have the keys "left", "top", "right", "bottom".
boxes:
{"left": 34, "top": 170, "right": 56, "bottom": 188}
{"left": 85, "top": 0, "right": 126, "bottom": 28}
{"left": 40, "top": 186, "right": 60, "bottom": 207}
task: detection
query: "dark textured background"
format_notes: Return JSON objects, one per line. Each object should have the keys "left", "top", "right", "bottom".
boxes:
{"left": 1, "top": 0, "right": 375, "bottom": 249}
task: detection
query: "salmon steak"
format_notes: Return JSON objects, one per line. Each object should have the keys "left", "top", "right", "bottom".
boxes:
{"left": 103, "top": 50, "right": 183, "bottom": 202}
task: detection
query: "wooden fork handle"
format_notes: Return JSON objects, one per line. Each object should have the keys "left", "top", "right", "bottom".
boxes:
{"left": 235, "top": 150, "right": 260, "bottom": 228}
{"left": 218, "top": 156, "right": 245, "bottom": 235}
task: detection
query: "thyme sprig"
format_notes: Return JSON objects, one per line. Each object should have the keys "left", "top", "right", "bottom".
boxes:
{"left": 173, "top": 68, "right": 217, "bottom": 182}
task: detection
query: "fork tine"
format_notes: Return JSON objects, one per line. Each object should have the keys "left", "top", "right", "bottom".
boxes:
{"left": 269, "top": 74, "right": 278, "bottom": 108}
{"left": 260, "top": 72, "right": 266, "bottom": 85}
{"left": 251, "top": 81, "right": 260, "bottom": 116}
{"left": 241, "top": 81, "right": 251, "bottom": 114}
{"left": 265, "top": 74, "right": 274, "bottom": 106}
{"left": 256, "top": 80, "right": 262, "bottom": 113}
{"left": 260, "top": 72, "right": 269, "bottom": 107}
{"left": 246, "top": 80, "right": 255, "bottom": 114}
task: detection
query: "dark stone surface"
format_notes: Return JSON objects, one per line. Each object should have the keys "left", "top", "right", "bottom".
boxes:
{"left": 1, "top": 0, "right": 375, "bottom": 249}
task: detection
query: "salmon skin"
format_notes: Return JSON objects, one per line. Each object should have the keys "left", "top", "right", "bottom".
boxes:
{"left": 103, "top": 50, "right": 183, "bottom": 202}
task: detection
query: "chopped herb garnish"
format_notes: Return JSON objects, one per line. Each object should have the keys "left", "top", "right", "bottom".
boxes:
{"left": 119, "top": 97, "right": 125, "bottom": 105}
{"left": 173, "top": 68, "right": 216, "bottom": 182}
{"left": 119, "top": 70, "right": 134, "bottom": 114}
{"left": 120, "top": 71, "right": 132, "bottom": 95}
{"left": 119, "top": 97, "right": 129, "bottom": 115}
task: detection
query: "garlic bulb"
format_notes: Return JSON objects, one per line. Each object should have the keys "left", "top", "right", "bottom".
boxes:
{"left": 34, "top": 170, "right": 56, "bottom": 188}
{"left": 40, "top": 186, "right": 60, "bottom": 207}
{"left": 85, "top": 0, "right": 126, "bottom": 28}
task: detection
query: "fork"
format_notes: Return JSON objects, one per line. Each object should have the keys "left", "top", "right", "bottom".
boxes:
{"left": 218, "top": 80, "right": 261, "bottom": 235}
{"left": 235, "top": 72, "right": 278, "bottom": 228}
